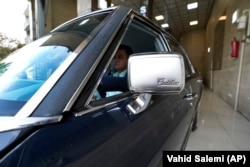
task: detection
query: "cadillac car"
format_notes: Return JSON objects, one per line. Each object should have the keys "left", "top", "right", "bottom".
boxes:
{"left": 0, "top": 6, "right": 203, "bottom": 167}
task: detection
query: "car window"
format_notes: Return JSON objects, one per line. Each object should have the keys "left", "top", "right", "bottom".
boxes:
{"left": 0, "top": 13, "right": 109, "bottom": 116}
{"left": 122, "top": 20, "right": 165, "bottom": 53}
{"left": 90, "top": 18, "right": 166, "bottom": 103}
{"left": 165, "top": 37, "right": 196, "bottom": 76}
{"left": 52, "top": 13, "right": 108, "bottom": 35}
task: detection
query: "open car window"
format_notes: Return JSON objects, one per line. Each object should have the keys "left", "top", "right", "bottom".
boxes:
{"left": 89, "top": 18, "right": 166, "bottom": 104}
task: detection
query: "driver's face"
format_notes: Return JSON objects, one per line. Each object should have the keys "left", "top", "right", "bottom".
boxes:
{"left": 114, "top": 49, "right": 128, "bottom": 72}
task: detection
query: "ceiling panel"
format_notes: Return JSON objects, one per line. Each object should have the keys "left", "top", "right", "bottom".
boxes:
{"left": 111, "top": 0, "right": 215, "bottom": 39}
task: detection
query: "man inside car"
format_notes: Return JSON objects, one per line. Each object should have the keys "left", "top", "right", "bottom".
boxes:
{"left": 97, "top": 44, "right": 133, "bottom": 98}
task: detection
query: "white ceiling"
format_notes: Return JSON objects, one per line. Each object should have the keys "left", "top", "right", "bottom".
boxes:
{"left": 111, "top": 0, "right": 215, "bottom": 39}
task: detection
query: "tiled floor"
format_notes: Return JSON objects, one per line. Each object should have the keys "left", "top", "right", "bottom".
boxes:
{"left": 150, "top": 88, "right": 250, "bottom": 167}
{"left": 186, "top": 88, "right": 250, "bottom": 150}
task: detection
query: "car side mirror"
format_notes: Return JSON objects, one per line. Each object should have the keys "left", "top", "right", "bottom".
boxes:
{"left": 127, "top": 52, "right": 185, "bottom": 94}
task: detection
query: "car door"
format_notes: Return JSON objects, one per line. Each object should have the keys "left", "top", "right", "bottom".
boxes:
{"left": 66, "top": 15, "right": 194, "bottom": 167}
{"left": 154, "top": 36, "right": 201, "bottom": 149}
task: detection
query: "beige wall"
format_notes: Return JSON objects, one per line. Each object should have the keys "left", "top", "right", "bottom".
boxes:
{"left": 46, "top": 0, "right": 77, "bottom": 33}
{"left": 180, "top": 29, "right": 205, "bottom": 74}
{"left": 204, "top": 0, "right": 250, "bottom": 119}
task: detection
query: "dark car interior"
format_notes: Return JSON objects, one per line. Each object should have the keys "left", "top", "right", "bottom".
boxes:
{"left": 122, "top": 20, "right": 165, "bottom": 53}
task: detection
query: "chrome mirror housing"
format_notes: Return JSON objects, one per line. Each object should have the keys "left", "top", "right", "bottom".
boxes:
{"left": 128, "top": 52, "right": 185, "bottom": 94}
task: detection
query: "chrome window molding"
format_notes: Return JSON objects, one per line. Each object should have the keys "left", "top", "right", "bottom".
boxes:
{"left": 0, "top": 115, "right": 62, "bottom": 133}
{"left": 74, "top": 95, "right": 130, "bottom": 117}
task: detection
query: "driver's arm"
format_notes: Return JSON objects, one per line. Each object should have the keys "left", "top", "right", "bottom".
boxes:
{"left": 97, "top": 75, "right": 129, "bottom": 97}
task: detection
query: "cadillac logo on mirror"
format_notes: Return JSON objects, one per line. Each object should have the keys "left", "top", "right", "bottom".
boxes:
{"left": 157, "top": 78, "right": 180, "bottom": 86}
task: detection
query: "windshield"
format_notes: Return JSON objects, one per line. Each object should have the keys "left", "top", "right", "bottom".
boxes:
{"left": 0, "top": 13, "right": 108, "bottom": 116}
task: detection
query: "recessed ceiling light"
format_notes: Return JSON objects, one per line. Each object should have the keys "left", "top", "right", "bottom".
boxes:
{"left": 219, "top": 16, "right": 227, "bottom": 21}
{"left": 161, "top": 23, "right": 169, "bottom": 28}
{"left": 187, "top": 2, "right": 198, "bottom": 10}
{"left": 155, "top": 15, "right": 164, "bottom": 21}
{"left": 207, "top": 47, "right": 211, "bottom": 53}
{"left": 190, "top": 20, "right": 198, "bottom": 25}
{"left": 232, "top": 9, "right": 239, "bottom": 23}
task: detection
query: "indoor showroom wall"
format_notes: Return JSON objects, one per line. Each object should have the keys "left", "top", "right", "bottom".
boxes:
{"left": 205, "top": 0, "right": 250, "bottom": 120}
{"left": 180, "top": 29, "right": 205, "bottom": 74}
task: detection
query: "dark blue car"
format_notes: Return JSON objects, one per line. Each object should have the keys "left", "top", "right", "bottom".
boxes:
{"left": 0, "top": 6, "right": 203, "bottom": 167}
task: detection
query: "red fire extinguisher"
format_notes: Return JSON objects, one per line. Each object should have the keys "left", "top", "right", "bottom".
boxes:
{"left": 231, "top": 37, "right": 240, "bottom": 58}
